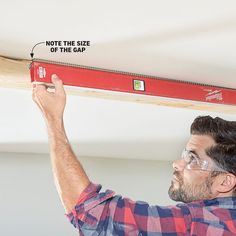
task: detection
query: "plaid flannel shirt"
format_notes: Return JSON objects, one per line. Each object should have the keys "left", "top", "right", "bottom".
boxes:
{"left": 66, "top": 183, "right": 236, "bottom": 235}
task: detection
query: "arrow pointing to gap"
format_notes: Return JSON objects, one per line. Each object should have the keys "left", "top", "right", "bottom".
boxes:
{"left": 30, "top": 42, "right": 46, "bottom": 59}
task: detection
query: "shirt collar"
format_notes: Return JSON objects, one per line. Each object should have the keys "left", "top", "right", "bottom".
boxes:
{"left": 203, "top": 196, "right": 236, "bottom": 208}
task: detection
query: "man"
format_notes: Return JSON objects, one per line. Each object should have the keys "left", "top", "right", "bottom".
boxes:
{"left": 33, "top": 75, "right": 236, "bottom": 235}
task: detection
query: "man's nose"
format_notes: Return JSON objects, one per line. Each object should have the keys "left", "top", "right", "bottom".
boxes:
{"left": 172, "top": 159, "right": 186, "bottom": 171}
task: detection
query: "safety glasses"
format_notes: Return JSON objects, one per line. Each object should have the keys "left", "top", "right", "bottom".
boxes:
{"left": 181, "top": 148, "right": 227, "bottom": 172}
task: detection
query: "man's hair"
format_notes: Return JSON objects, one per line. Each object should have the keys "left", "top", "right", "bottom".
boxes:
{"left": 190, "top": 116, "right": 236, "bottom": 193}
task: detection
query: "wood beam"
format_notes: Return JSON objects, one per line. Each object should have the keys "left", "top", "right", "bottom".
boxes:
{"left": 0, "top": 55, "right": 235, "bottom": 114}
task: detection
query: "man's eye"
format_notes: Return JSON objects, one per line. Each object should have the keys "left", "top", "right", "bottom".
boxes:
{"left": 189, "top": 154, "right": 198, "bottom": 162}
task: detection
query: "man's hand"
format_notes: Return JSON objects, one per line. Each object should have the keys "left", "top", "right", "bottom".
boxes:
{"left": 32, "top": 74, "right": 66, "bottom": 122}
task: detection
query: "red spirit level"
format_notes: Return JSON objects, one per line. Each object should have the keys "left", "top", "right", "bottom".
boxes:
{"left": 30, "top": 59, "right": 236, "bottom": 106}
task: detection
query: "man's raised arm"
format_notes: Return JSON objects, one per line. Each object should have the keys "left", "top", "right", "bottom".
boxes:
{"left": 32, "top": 74, "right": 90, "bottom": 213}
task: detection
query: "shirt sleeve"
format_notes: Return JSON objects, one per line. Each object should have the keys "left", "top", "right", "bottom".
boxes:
{"left": 66, "top": 182, "right": 192, "bottom": 235}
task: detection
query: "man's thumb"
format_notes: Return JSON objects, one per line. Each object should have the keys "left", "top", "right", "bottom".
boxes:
{"left": 51, "top": 74, "right": 64, "bottom": 93}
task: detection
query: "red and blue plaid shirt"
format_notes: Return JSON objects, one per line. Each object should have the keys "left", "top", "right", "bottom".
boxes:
{"left": 66, "top": 182, "right": 236, "bottom": 235}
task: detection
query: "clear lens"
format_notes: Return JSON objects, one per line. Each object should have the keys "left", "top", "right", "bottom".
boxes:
{"left": 182, "top": 149, "right": 208, "bottom": 170}
{"left": 188, "top": 159, "right": 208, "bottom": 170}
{"left": 182, "top": 149, "right": 199, "bottom": 165}
{"left": 181, "top": 148, "right": 226, "bottom": 172}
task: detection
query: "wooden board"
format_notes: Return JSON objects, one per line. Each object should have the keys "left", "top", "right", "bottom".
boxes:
{"left": 0, "top": 55, "right": 236, "bottom": 114}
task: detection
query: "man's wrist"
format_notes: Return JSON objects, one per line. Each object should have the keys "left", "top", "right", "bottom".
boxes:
{"left": 46, "top": 117, "right": 65, "bottom": 135}
{"left": 45, "top": 115, "right": 63, "bottom": 127}
{"left": 46, "top": 118, "right": 69, "bottom": 147}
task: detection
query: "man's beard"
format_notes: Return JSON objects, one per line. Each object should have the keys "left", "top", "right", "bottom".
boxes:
{"left": 168, "top": 171, "right": 214, "bottom": 203}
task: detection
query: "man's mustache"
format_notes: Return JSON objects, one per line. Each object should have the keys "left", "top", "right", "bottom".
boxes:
{"left": 173, "top": 171, "right": 183, "bottom": 182}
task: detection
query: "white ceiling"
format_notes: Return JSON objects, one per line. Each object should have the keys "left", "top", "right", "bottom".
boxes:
{"left": 0, "top": 0, "right": 236, "bottom": 160}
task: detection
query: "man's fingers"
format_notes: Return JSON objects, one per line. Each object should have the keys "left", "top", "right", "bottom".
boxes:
{"left": 36, "top": 84, "right": 47, "bottom": 91}
{"left": 32, "top": 83, "right": 47, "bottom": 105}
{"left": 51, "top": 74, "right": 65, "bottom": 95}
{"left": 32, "top": 83, "right": 47, "bottom": 92}
{"left": 32, "top": 87, "right": 42, "bottom": 110}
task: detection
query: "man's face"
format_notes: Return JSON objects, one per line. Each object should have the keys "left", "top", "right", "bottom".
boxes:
{"left": 168, "top": 134, "right": 217, "bottom": 203}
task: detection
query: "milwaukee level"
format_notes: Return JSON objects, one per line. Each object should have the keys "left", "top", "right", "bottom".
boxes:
{"left": 30, "top": 59, "right": 236, "bottom": 106}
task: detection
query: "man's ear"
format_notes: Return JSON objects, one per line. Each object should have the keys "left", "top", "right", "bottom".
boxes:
{"left": 216, "top": 173, "right": 236, "bottom": 194}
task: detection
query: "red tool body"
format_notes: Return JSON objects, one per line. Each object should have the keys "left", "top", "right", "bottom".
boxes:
{"left": 30, "top": 59, "right": 236, "bottom": 106}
